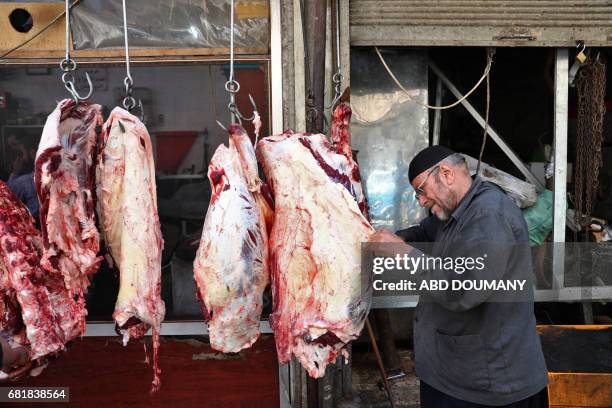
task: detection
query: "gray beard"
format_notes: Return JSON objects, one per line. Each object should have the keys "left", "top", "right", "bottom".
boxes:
{"left": 435, "top": 189, "right": 456, "bottom": 221}
{"left": 434, "top": 210, "right": 450, "bottom": 221}
{"left": 433, "top": 202, "right": 452, "bottom": 221}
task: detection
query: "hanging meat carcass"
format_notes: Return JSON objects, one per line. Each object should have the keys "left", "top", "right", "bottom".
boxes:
{"left": 96, "top": 107, "right": 165, "bottom": 392}
{"left": 0, "top": 247, "right": 24, "bottom": 344}
{"left": 35, "top": 99, "right": 104, "bottom": 334}
{"left": 0, "top": 180, "right": 81, "bottom": 359}
{"left": 193, "top": 124, "right": 271, "bottom": 353}
{"left": 257, "top": 103, "right": 374, "bottom": 378}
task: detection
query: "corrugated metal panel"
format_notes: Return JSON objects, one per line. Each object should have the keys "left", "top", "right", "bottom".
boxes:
{"left": 350, "top": 0, "right": 612, "bottom": 46}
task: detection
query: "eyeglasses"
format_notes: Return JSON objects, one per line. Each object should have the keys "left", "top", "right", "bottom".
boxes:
{"left": 414, "top": 166, "right": 440, "bottom": 200}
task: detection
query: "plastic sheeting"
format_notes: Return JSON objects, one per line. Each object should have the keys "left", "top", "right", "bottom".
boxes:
{"left": 70, "top": 0, "right": 269, "bottom": 50}
{"left": 350, "top": 48, "right": 429, "bottom": 231}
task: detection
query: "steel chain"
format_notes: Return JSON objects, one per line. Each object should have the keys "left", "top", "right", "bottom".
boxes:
{"left": 575, "top": 56, "right": 607, "bottom": 232}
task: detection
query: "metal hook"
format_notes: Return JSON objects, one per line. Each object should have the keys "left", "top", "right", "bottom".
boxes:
{"left": 134, "top": 99, "right": 145, "bottom": 122}
{"left": 325, "top": 0, "right": 343, "bottom": 112}
{"left": 325, "top": 73, "right": 344, "bottom": 110}
{"left": 120, "top": 0, "right": 138, "bottom": 114}
{"left": 62, "top": 71, "right": 93, "bottom": 102}
{"left": 122, "top": 96, "right": 136, "bottom": 111}
{"left": 228, "top": 94, "right": 259, "bottom": 124}
{"left": 216, "top": 120, "right": 227, "bottom": 131}
{"left": 223, "top": 0, "right": 259, "bottom": 126}
{"left": 577, "top": 41, "right": 586, "bottom": 55}
{"left": 60, "top": 0, "right": 92, "bottom": 103}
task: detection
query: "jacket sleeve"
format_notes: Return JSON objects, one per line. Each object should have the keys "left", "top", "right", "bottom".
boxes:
{"left": 396, "top": 215, "right": 441, "bottom": 243}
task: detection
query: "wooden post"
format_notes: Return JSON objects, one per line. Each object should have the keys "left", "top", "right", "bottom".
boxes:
{"left": 303, "top": 0, "right": 327, "bottom": 133}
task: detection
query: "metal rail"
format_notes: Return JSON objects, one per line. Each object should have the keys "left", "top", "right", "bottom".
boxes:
{"left": 84, "top": 320, "right": 272, "bottom": 337}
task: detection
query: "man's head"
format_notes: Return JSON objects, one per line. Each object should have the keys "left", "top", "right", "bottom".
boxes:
{"left": 408, "top": 146, "right": 472, "bottom": 221}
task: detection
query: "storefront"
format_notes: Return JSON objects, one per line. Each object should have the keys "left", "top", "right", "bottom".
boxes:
{"left": 0, "top": 1, "right": 611, "bottom": 407}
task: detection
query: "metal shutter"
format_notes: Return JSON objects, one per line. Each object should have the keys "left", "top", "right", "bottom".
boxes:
{"left": 350, "top": 0, "right": 612, "bottom": 46}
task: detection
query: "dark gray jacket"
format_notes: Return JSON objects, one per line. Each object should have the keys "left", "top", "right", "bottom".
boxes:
{"left": 397, "top": 177, "right": 548, "bottom": 405}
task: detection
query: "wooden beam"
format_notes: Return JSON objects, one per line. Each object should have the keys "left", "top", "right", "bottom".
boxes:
{"left": 0, "top": 3, "right": 65, "bottom": 53}
{"left": 548, "top": 373, "right": 612, "bottom": 407}
{"left": 0, "top": 3, "right": 268, "bottom": 61}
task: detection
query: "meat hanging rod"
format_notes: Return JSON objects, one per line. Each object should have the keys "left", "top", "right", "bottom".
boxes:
{"left": 59, "top": 0, "right": 92, "bottom": 103}
{"left": 222, "top": 0, "right": 259, "bottom": 128}
{"left": 119, "top": 0, "right": 145, "bottom": 121}
{"left": 121, "top": 0, "right": 136, "bottom": 111}
{"left": 325, "top": 0, "right": 343, "bottom": 111}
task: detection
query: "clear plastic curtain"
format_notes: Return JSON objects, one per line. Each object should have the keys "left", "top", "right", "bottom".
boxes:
{"left": 350, "top": 48, "right": 430, "bottom": 231}
{"left": 69, "top": 0, "right": 269, "bottom": 50}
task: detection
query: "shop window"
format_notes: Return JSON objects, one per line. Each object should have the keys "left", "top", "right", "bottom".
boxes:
{"left": 0, "top": 61, "right": 270, "bottom": 321}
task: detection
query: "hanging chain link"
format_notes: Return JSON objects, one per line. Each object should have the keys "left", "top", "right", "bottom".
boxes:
{"left": 574, "top": 55, "right": 607, "bottom": 232}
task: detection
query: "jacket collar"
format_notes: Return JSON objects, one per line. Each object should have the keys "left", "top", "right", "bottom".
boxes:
{"left": 442, "top": 176, "right": 482, "bottom": 229}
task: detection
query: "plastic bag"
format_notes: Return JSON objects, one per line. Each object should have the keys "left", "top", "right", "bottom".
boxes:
{"left": 523, "top": 189, "right": 553, "bottom": 246}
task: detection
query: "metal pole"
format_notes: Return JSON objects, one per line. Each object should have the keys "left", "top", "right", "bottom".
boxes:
{"left": 64, "top": 0, "right": 70, "bottom": 63}
{"left": 270, "top": 0, "right": 284, "bottom": 134}
{"left": 338, "top": 0, "right": 350, "bottom": 87}
{"left": 271, "top": 1, "right": 287, "bottom": 406}
{"left": 293, "top": 0, "right": 306, "bottom": 132}
{"left": 552, "top": 48, "right": 568, "bottom": 291}
{"left": 365, "top": 318, "right": 396, "bottom": 408}
{"left": 304, "top": 0, "right": 327, "bottom": 133}
{"left": 432, "top": 77, "right": 442, "bottom": 145}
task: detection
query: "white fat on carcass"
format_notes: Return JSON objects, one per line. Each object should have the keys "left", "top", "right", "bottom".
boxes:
{"left": 257, "top": 130, "right": 374, "bottom": 378}
{"left": 96, "top": 107, "right": 165, "bottom": 393}
{"left": 193, "top": 124, "right": 270, "bottom": 353}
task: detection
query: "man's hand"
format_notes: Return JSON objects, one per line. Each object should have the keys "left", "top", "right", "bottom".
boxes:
{"left": 0, "top": 337, "right": 31, "bottom": 375}
{"left": 369, "top": 228, "right": 407, "bottom": 244}
{"left": 9, "top": 346, "right": 29, "bottom": 368}
{"left": 368, "top": 228, "right": 415, "bottom": 258}
{"left": 6, "top": 361, "right": 32, "bottom": 381}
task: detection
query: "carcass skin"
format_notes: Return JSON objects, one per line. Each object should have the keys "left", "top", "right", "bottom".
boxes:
{"left": 0, "top": 181, "right": 81, "bottom": 359}
{"left": 96, "top": 107, "right": 165, "bottom": 392}
{"left": 257, "top": 123, "right": 374, "bottom": 378}
{"left": 193, "top": 124, "right": 270, "bottom": 353}
{"left": 35, "top": 99, "right": 104, "bottom": 334}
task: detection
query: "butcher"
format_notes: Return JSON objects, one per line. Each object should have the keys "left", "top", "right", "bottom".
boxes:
{"left": 0, "top": 334, "right": 29, "bottom": 379}
{"left": 369, "top": 145, "right": 549, "bottom": 407}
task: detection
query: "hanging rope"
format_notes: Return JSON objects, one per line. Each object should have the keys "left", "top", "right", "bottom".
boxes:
{"left": 477, "top": 48, "right": 496, "bottom": 174}
{"left": 374, "top": 46, "right": 494, "bottom": 110}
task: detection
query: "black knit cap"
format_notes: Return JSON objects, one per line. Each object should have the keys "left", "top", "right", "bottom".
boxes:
{"left": 408, "top": 145, "right": 456, "bottom": 183}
